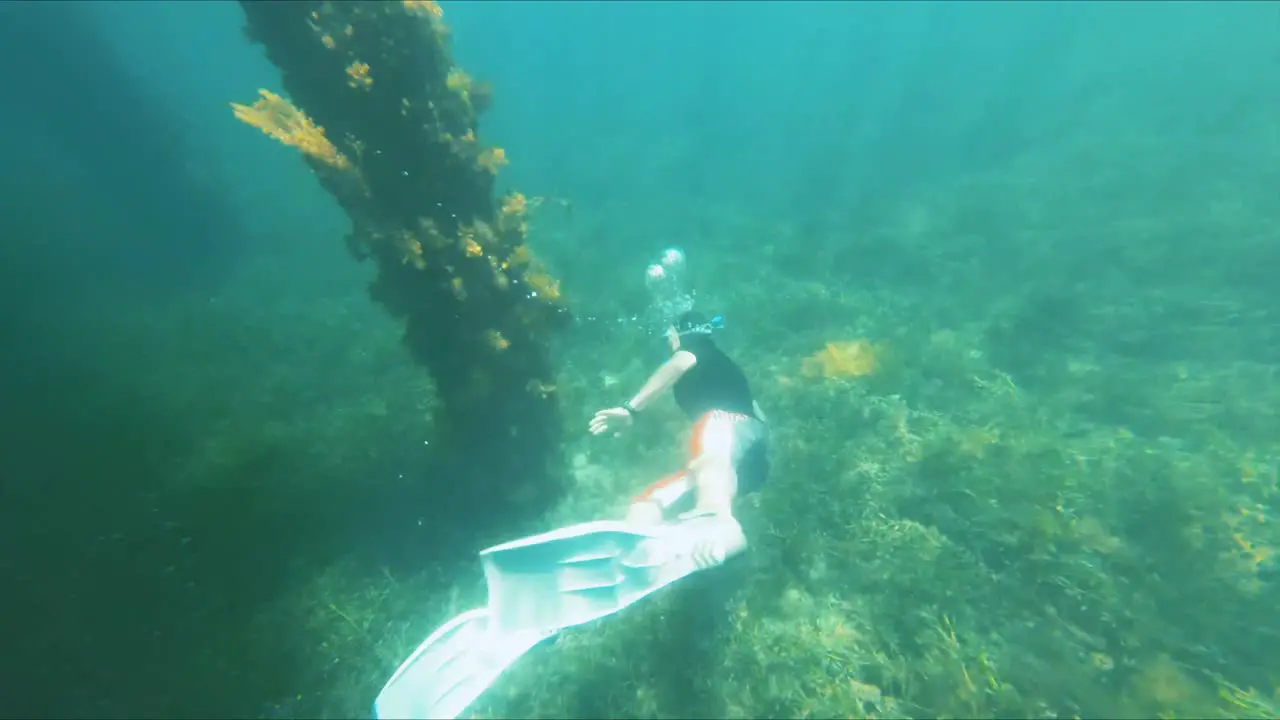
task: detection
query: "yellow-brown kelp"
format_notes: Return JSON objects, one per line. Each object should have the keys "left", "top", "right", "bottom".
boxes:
{"left": 234, "top": 1, "right": 569, "bottom": 517}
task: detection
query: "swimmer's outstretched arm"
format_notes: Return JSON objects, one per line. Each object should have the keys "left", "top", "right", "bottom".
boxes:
{"left": 589, "top": 351, "right": 696, "bottom": 436}
{"left": 625, "top": 351, "right": 697, "bottom": 412}
{"left": 752, "top": 400, "right": 767, "bottom": 422}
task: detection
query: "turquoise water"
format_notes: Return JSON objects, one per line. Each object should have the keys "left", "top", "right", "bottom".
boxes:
{"left": 1, "top": 2, "right": 1277, "bottom": 717}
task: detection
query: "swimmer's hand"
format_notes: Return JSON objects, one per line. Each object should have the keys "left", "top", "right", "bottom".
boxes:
{"left": 589, "top": 407, "right": 634, "bottom": 436}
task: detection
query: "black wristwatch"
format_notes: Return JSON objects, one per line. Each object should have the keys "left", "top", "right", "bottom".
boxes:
{"left": 621, "top": 400, "right": 639, "bottom": 416}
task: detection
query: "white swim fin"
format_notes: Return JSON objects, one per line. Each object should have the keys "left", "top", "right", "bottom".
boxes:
{"left": 373, "top": 516, "right": 746, "bottom": 719}
{"left": 480, "top": 516, "right": 746, "bottom": 634}
{"left": 372, "top": 607, "right": 556, "bottom": 719}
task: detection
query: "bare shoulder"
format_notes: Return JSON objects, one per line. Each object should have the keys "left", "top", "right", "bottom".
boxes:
{"left": 671, "top": 350, "right": 698, "bottom": 369}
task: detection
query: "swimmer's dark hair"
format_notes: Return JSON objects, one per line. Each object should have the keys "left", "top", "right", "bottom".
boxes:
{"left": 673, "top": 311, "right": 716, "bottom": 354}
{"left": 675, "top": 311, "right": 711, "bottom": 335}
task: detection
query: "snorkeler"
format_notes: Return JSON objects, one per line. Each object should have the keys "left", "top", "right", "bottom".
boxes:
{"left": 374, "top": 252, "right": 770, "bottom": 719}
{"left": 590, "top": 273, "right": 769, "bottom": 569}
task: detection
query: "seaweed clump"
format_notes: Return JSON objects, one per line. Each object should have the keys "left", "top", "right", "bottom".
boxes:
{"left": 232, "top": 0, "right": 569, "bottom": 520}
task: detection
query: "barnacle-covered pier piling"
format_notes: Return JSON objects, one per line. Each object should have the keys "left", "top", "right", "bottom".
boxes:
{"left": 233, "top": 0, "right": 569, "bottom": 518}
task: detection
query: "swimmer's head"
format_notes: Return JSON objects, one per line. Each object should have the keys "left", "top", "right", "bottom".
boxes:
{"left": 665, "top": 310, "right": 721, "bottom": 353}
